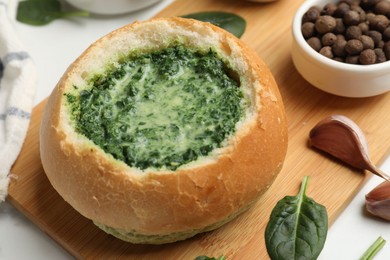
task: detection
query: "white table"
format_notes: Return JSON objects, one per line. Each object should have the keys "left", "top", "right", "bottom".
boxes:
{"left": 1, "top": 1, "right": 389, "bottom": 259}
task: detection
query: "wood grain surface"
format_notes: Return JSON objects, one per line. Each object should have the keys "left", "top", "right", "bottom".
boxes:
{"left": 8, "top": 0, "right": 390, "bottom": 259}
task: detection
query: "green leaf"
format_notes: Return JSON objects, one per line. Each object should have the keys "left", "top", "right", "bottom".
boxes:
{"left": 265, "top": 176, "right": 328, "bottom": 260}
{"left": 17, "top": 0, "right": 89, "bottom": 26}
{"left": 359, "top": 236, "right": 386, "bottom": 260}
{"left": 194, "top": 256, "right": 226, "bottom": 260}
{"left": 181, "top": 11, "right": 246, "bottom": 38}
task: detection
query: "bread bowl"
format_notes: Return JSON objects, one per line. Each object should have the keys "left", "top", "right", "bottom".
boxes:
{"left": 40, "top": 17, "right": 288, "bottom": 244}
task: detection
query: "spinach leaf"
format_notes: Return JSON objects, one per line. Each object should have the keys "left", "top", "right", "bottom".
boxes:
{"left": 194, "top": 256, "right": 226, "bottom": 260}
{"left": 181, "top": 12, "right": 246, "bottom": 38}
{"left": 265, "top": 176, "right": 328, "bottom": 260}
{"left": 17, "top": 0, "right": 89, "bottom": 26}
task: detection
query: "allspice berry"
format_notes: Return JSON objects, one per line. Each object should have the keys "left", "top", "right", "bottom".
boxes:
{"left": 361, "top": 0, "right": 381, "bottom": 10}
{"left": 359, "top": 35, "right": 375, "bottom": 49}
{"left": 358, "top": 22, "right": 369, "bottom": 34}
{"left": 359, "top": 49, "right": 377, "bottom": 64}
{"left": 345, "top": 39, "right": 364, "bottom": 55}
{"left": 307, "top": 37, "right": 322, "bottom": 51}
{"left": 383, "top": 27, "right": 390, "bottom": 40}
{"left": 367, "top": 30, "right": 383, "bottom": 46}
{"left": 302, "top": 22, "right": 316, "bottom": 38}
{"left": 345, "top": 25, "right": 362, "bottom": 39}
{"left": 345, "top": 55, "right": 360, "bottom": 64}
{"left": 319, "top": 46, "right": 334, "bottom": 58}
{"left": 377, "top": 40, "right": 385, "bottom": 48}
{"left": 316, "top": 15, "right": 337, "bottom": 34}
{"left": 374, "top": 0, "right": 390, "bottom": 16}
{"left": 322, "top": 3, "right": 337, "bottom": 15}
{"left": 350, "top": 5, "right": 366, "bottom": 22}
{"left": 334, "top": 2, "right": 351, "bottom": 17}
{"left": 334, "top": 18, "right": 346, "bottom": 34}
{"left": 336, "top": 34, "right": 346, "bottom": 41}
{"left": 370, "top": 14, "right": 389, "bottom": 31}
{"left": 303, "top": 6, "right": 321, "bottom": 23}
{"left": 322, "top": 32, "right": 338, "bottom": 46}
{"left": 342, "top": 0, "right": 355, "bottom": 5}
{"left": 384, "top": 41, "right": 390, "bottom": 59}
{"left": 334, "top": 57, "right": 345, "bottom": 62}
{"left": 332, "top": 38, "right": 348, "bottom": 57}
{"left": 344, "top": 10, "right": 361, "bottom": 25}
{"left": 374, "top": 48, "right": 387, "bottom": 62}
{"left": 366, "top": 12, "right": 376, "bottom": 24}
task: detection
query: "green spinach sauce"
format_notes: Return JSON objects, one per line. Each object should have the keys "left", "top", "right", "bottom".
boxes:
{"left": 65, "top": 46, "right": 248, "bottom": 170}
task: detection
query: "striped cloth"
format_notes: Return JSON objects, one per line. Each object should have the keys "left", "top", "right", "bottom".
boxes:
{"left": 0, "top": 0, "right": 37, "bottom": 202}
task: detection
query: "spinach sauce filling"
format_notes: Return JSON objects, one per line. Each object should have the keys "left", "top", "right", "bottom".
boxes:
{"left": 66, "top": 46, "right": 247, "bottom": 170}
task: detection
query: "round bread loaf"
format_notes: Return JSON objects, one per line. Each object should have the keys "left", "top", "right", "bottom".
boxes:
{"left": 40, "top": 17, "right": 288, "bottom": 244}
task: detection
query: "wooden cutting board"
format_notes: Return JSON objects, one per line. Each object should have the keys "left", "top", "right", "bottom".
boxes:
{"left": 8, "top": 0, "right": 390, "bottom": 259}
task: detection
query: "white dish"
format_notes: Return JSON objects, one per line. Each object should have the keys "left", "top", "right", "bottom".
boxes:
{"left": 65, "top": 0, "right": 162, "bottom": 15}
{"left": 292, "top": 0, "right": 390, "bottom": 98}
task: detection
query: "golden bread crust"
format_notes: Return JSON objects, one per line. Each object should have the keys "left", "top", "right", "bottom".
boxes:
{"left": 40, "top": 17, "right": 287, "bottom": 243}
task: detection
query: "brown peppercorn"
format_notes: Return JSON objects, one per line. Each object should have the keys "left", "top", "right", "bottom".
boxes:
{"left": 346, "top": 25, "right": 363, "bottom": 39}
{"left": 303, "top": 6, "right": 321, "bottom": 23}
{"left": 358, "top": 22, "right": 370, "bottom": 33}
{"left": 322, "top": 32, "right": 338, "bottom": 45}
{"left": 361, "top": 0, "right": 381, "bottom": 10}
{"left": 332, "top": 38, "right": 348, "bottom": 57}
{"left": 366, "top": 12, "right": 376, "bottom": 24}
{"left": 316, "top": 15, "right": 337, "bottom": 34}
{"left": 366, "top": 30, "right": 383, "bottom": 45}
{"left": 334, "top": 18, "right": 346, "bottom": 34}
{"left": 302, "top": 22, "right": 316, "bottom": 38}
{"left": 307, "top": 37, "right": 322, "bottom": 51}
{"left": 351, "top": 5, "right": 367, "bottom": 22}
{"left": 374, "top": 1, "right": 390, "bottom": 16}
{"left": 377, "top": 40, "right": 385, "bottom": 48}
{"left": 359, "top": 35, "right": 375, "bottom": 49}
{"left": 336, "top": 34, "right": 346, "bottom": 41}
{"left": 344, "top": 10, "right": 361, "bottom": 25}
{"left": 359, "top": 49, "right": 377, "bottom": 64}
{"left": 383, "top": 41, "right": 390, "bottom": 59}
{"left": 334, "top": 2, "right": 351, "bottom": 17}
{"left": 370, "top": 14, "right": 389, "bottom": 31}
{"left": 345, "top": 39, "right": 364, "bottom": 55}
{"left": 341, "top": 0, "right": 355, "bottom": 5}
{"left": 333, "top": 56, "right": 345, "bottom": 62}
{"left": 374, "top": 48, "right": 387, "bottom": 62}
{"left": 319, "top": 46, "right": 334, "bottom": 58}
{"left": 345, "top": 55, "right": 360, "bottom": 64}
{"left": 322, "top": 3, "right": 338, "bottom": 15}
{"left": 383, "top": 27, "right": 390, "bottom": 39}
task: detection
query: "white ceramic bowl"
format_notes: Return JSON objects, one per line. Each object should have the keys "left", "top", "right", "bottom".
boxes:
{"left": 66, "top": 0, "right": 162, "bottom": 15}
{"left": 292, "top": 0, "right": 390, "bottom": 98}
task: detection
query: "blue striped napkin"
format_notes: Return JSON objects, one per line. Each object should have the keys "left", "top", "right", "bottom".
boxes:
{"left": 0, "top": 0, "right": 37, "bottom": 202}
